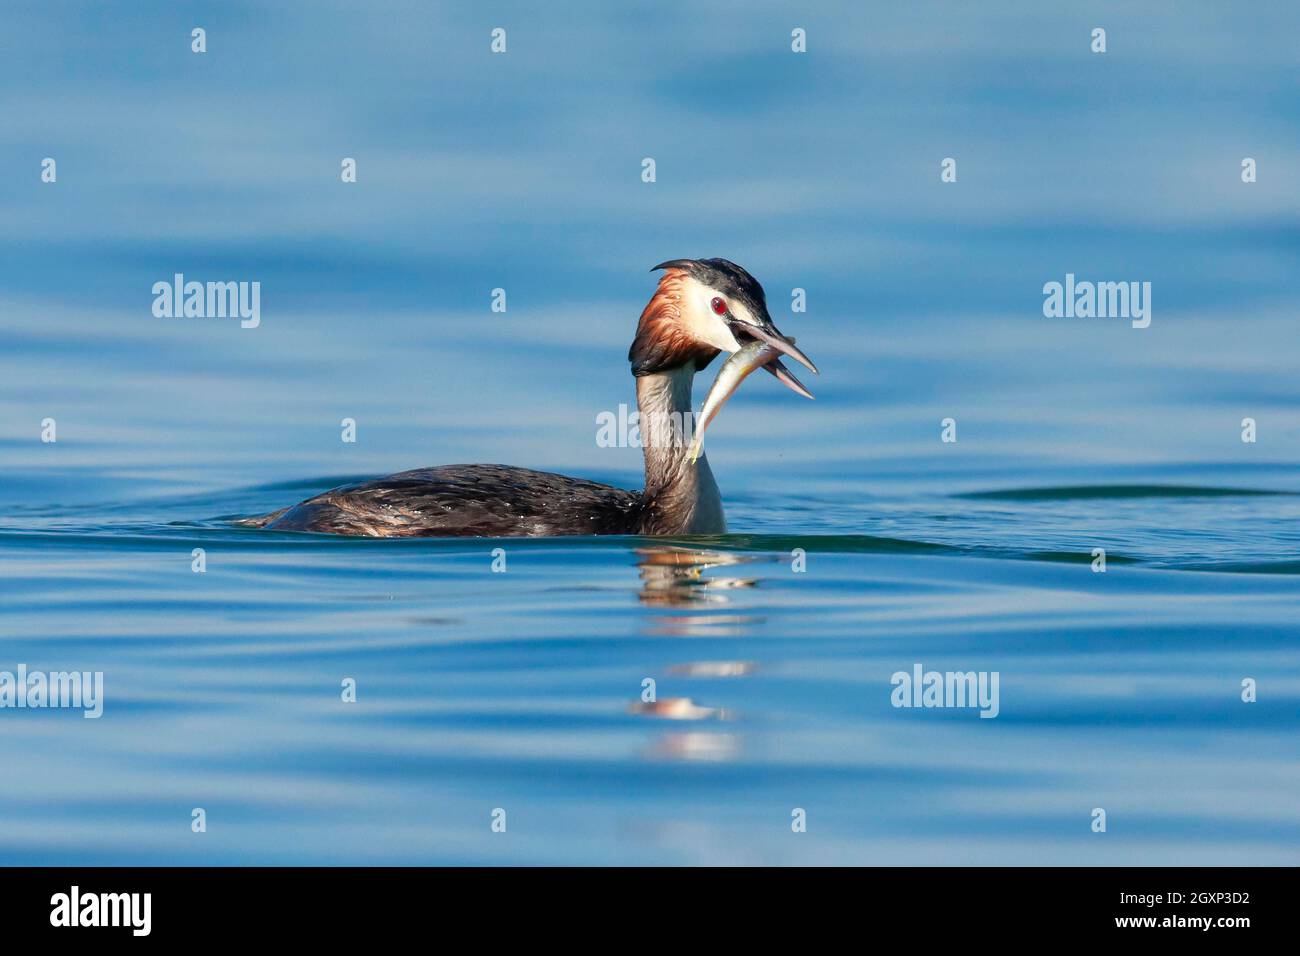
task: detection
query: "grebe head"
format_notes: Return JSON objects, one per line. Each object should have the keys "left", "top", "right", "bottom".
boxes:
{"left": 629, "top": 257, "right": 818, "bottom": 382}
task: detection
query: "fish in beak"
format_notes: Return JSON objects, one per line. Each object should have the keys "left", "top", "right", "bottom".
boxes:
{"left": 686, "top": 335, "right": 815, "bottom": 464}
{"left": 721, "top": 297, "right": 817, "bottom": 400}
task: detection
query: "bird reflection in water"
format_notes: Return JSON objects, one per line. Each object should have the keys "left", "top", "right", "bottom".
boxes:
{"left": 635, "top": 545, "right": 763, "bottom": 636}
{"left": 629, "top": 546, "right": 762, "bottom": 762}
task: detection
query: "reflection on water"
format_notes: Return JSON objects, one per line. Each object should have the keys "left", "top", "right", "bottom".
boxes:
{"left": 635, "top": 546, "right": 759, "bottom": 608}
{"left": 632, "top": 548, "right": 751, "bottom": 760}
{"left": 666, "top": 661, "right": 755, "bottom": 678}
{"left": 636, "top": 546, "right": 765, "bottom": 642}
{"left": 644, "top": 732, "right": 742, "bottom": 763}
{"left": 627, "top": 698, "right": 726, "bottom": 721}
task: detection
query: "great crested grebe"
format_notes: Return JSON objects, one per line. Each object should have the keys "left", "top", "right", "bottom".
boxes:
{"left": 241, "top": 258, "right": 817, "bottom": 537}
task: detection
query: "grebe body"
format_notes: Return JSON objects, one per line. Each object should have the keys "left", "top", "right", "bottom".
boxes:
{"left": 242, "top": 259, "right": 816, "bottom": 537}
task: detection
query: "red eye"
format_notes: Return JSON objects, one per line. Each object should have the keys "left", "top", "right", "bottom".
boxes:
{"left": 710, "top": 297, "right": 727, "bottom": 315}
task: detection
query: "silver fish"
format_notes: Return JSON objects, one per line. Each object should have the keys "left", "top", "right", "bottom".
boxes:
{"left": 685, "top": 337, "right": 813, "bottom": 464}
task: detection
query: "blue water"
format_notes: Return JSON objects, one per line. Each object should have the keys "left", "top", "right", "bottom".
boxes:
{"left": 2, "top": 1, "right": 1299, "bottom": 864}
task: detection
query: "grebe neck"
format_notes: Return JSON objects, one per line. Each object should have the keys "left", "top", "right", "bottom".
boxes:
{"left": 635, "top": 363, "right": 725, "bottom": 534}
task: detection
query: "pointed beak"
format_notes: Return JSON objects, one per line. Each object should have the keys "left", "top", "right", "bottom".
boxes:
{"left": 729, "top": 316, "right": 819, "bottom": 376}
{"left": 763, "top": 357, "right": 814, "bottom": 399}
